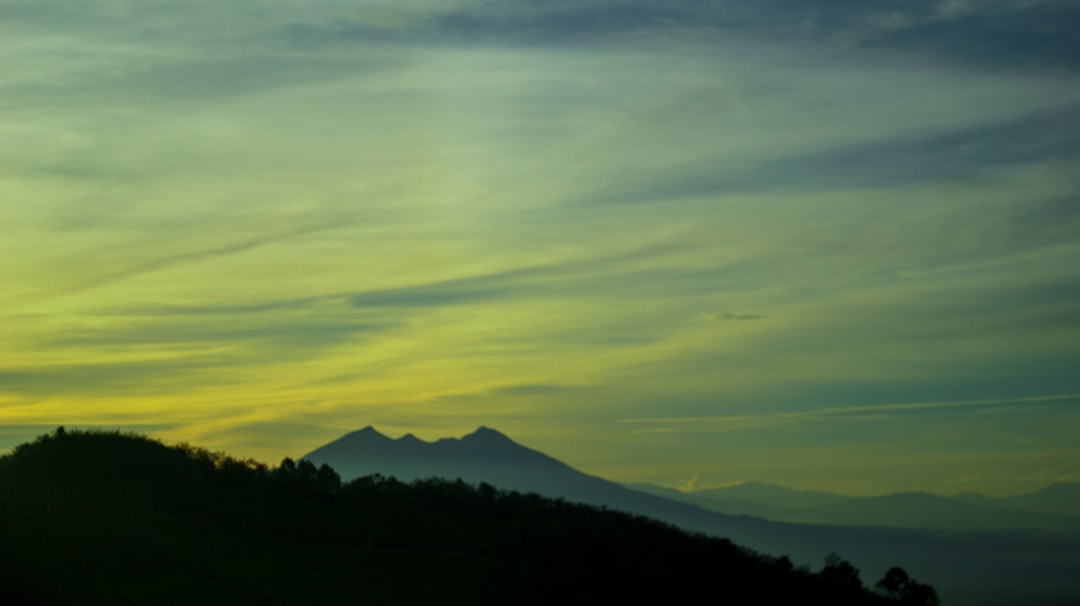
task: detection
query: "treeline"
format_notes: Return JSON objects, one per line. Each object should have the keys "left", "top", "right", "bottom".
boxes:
{"left": 0, "top": 428, "right": 938, "bottom": 605}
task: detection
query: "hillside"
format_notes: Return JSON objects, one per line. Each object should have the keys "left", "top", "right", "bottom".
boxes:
{"left": 0, "top": 428, "right": 930, "bottom": 605}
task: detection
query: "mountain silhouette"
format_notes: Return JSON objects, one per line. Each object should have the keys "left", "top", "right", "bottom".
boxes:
{"left": 628, "top": 482, "right": 1080, "bottom": 533}
{"left": 5, "top": 427, "right": 916, "bottom": 606}
{"left": 303, "top": 426, "right": 620, "bottom": 500}
{"left": 301, "top": 426, "right": 1080, "bottom": 606}
{"left": 303, "top": 427, "right": 815, "bottom": 551}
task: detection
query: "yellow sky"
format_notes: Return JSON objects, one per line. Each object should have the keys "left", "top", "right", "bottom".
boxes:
{"left": 3, "top": 0, "right": 1080, "bottom": 496}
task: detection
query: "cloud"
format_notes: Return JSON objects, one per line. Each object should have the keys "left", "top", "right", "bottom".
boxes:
{"left": 8, "top": 0, "right": 1080, "bottom": 73}
{"left": 433, "top": 3, "right": 688, "bottom": 44}
{"left": 0, "top": 356, "right": 229, "bottom": 399}
{"left": 864, "top": 1, "right": 1080, "bottom": 70}
{"left": 344, "top": 246, "right": 683, "bottom": 310}
{"left": 617, "top": 393, "right": 1080, "bottom": 432}
{"left": 346, "top": 274, "right": 514, "bottom": 309}
{"left": 576, "top": 103, "right": 1080, "bottom": 208}
{"left": 114, "top": 297, "right": 328, "bottom": 316}
{"left": 49, "top": 317, "right": 395, "bottom": 351}
{"left": 676, "top": 474, "right": 701, "bottom": 492}
{"left": 413, "top": 0, "right": 1080, "bottom": 70}
{"left": 698, "top": 312, "right": 765, "bottom": 322}
{"left": 494, "top": 383, "right": 588, "bottom": 397}
{"left": 763, "top": 104, "right": 1080, "bottom": 186}
{"left": 61, "top": 216, "right": 370, "bottom": 296}
{"left": 3, "top": 0, "right": 1079, "bottom": 497}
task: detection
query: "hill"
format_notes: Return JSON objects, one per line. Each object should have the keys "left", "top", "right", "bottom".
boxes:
{"left": 0, "top": 428, "right": 927, "bottom": 606}
{"left": 300, "top": 426, "right": 1080, "bottom": 606}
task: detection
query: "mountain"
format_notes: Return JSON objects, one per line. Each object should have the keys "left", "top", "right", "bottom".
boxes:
{"left": 303, "top": 427, "right": 787, "bottom": 553}
{"left": 302, "top": 426, "right": 594, "bottom": 497}
{"left": 301, "top": 427, "right": 1080, "bottom": 606}
{"left": 303, "top": 427, "right": 828, "bottom": 558}
{"left": 694, "top": 481, "right": 851, "bottom": 507}
{"left": 628, "top": 482, "right": 1080, "bottom": 534}
{"left": 3, "top": 428, "right": 909, "bottom": 606}
{"left": 987, "top": 483, "right": 1080, "bottom": 519}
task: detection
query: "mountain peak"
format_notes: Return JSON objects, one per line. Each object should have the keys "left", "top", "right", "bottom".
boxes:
{"left": 346, "top": 426, "right": 390, "bottom": 441}
{"left": 461, "top": 426, "right": 514, "bottom": 444}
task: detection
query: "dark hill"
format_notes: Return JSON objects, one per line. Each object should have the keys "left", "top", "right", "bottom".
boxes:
{"left": 0, "top": 428, "right": 925, "bottom": 606}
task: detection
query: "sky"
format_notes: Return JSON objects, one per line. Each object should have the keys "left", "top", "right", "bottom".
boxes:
{"left": 2, "top": 0, "right": 1079, "bottom": 497}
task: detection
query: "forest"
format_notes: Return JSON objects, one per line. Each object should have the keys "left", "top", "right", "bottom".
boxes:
{"left": 0, "top": 428, "right": 938, "bottom": 605}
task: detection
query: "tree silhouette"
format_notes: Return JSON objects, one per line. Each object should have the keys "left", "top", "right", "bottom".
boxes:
{"left": 315, "top": 463, "right": 341, "bottom": 497}
{"left": 876, "top": 567, "right": 940, "bottom": 606}
{"left": 821, "top": 552, "right": 861, "bottom": 587}
{"left": 819, "top": 552, "right": 866, "bottom": 605}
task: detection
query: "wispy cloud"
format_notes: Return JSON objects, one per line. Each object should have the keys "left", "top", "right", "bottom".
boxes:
{"left": 423, "top": 0, "right": 1080, "bottom": 71}
{"left": 63, "top": 217, "right": 370, "bottom": 296}
{"left": 698, "top": 312, "right": 765, "bottom": 322}
{"left": 0, "top": 355, "right": 229, "bottom": 399}
{"left": 3, "top": 0, "right": 1079, "bottom": 495}
{"left": 618, "top": 393, "right": 1080, "bottom": 432}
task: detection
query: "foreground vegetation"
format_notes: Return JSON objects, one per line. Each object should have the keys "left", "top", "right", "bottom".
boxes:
{"left": 0, "top": 428, "right": 938, "bottom": 605}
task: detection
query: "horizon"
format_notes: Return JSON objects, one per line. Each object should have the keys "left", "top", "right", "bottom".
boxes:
{"left": 2, "top": 423, "right": 1074, "bottom": 499}
{"left": 3, "top": 1, "right": 1079, "bottom": 500}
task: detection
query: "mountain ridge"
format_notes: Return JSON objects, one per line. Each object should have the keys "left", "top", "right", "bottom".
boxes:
{"left": 298, "top": 426, "right": 1080, "bottom": 606}
{"left": 627, "top": 480, "right": 1080, "bottom": 533}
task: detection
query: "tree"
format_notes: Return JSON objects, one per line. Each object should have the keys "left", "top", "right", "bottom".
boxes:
{"left": 278, "top": 457, "right": 296, "bottom": 475}
{"left": 315, "top": 464, "right": 341, "bottom": 497}
{"left": 821, "top": 552, "right": 861, "bottom": 588}
{"left": 875, "top": 567, "right": 940, "bottom": 606}
{"left": 819, "top": 552, "right": 865, "bottom": 604}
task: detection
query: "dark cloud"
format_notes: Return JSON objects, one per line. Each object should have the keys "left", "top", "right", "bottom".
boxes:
{"left": 346, "top": 275, "right": 512, "bottom": 309}
{"left": 766, "top": 104, "right": 1080, "bottom": 186}
{"left": 493, "top": 383, "right": 588, "bottom": 397}
{"left": 994, "top": 197, "right": 1080, "bottom": 253}
{"left": 8, "top": 0, "right": 1079, "bottom": 71}
{"left": 579, "top": 104, "right": 1080, "bottom": 206}
{"left": 862, "top": 3, "right": 1080, "bottom": 71}
{"left": 423, "top": 0, "right": 1080, "bottom": 69}
{"left": 994, "top": 278, "right": 1080, "bottom": 319}
{"left": 1014, "top": 197, "right": 1080, "bottom": 225}
{"left": 434, "top": 3, "right": 687, "bottom": 44}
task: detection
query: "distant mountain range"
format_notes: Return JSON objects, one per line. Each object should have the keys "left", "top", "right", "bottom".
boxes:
{"left": 303, "top": 426, "right": 608, "bottom": 497}
{"left": 302, "top": 426, "right": 1080, "bottom": 606}
{"left": 303, "top": 426, "right": 777, "bottom": 551}
{"left": 626, "top": 481, "right": 1080, "bottom": 534}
